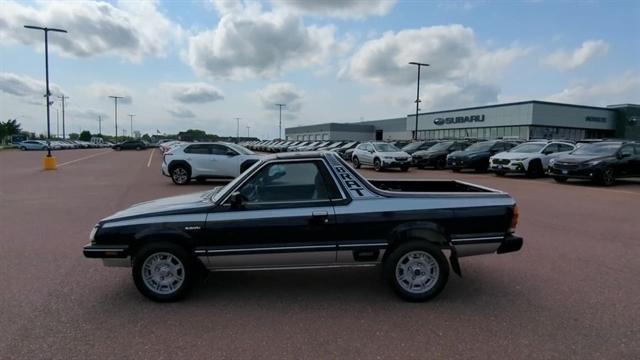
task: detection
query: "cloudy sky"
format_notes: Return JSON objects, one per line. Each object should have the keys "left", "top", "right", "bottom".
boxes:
{"left": 1, "top": 0, "right": 639, "bottom": 139}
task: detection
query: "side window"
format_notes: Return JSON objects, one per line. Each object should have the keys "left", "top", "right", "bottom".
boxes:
{"left": 558, "top": 143, "right": 574, "bottom": 152}
{"left": 236, "top": 162, "right": 335, "bottom": 203}
{"left": 619, "top": 145, "right": 634, "bottom": 157}
{"left": 184, "top": 145, "right": 209, "bottom": 154}
{"left": 543, "top": 144, "right": 559, "bottom": 154}
{"left": 209, "top": 144, "right": 230, "bottom": 155}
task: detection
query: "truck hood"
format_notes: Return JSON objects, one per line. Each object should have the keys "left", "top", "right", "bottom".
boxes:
{"left": 102, "top": 190, "right": 216, "bottom": 222}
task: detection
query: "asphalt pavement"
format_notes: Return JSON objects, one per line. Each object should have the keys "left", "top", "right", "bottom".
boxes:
{"left": 0, "top": 148, "right": 638, "bottom": 359}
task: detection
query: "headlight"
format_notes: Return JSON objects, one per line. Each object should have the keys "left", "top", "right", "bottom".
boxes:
{"left": 89, "top": 225, "right": 99, "bottom": 243}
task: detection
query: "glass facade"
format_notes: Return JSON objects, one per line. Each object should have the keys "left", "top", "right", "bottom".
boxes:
{"left": 415, "top": 126, "right": 613, "bottom": 141}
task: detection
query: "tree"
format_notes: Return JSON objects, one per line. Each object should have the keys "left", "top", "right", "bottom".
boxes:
{"left": 79, "top": 131, "right": 92, "bottom": 141}
{"left": 0, "top": 119, "right": 22, "bottom": 144}
{"left": 69, "top": 133, "right": 80, "bottom": 140}
{"left": 141, "top": 133, "right": 152, "bottom": 142}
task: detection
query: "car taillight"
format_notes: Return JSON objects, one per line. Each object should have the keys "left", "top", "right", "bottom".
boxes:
{"left": 510, "top": 205, "right": 519, "bottom": 232}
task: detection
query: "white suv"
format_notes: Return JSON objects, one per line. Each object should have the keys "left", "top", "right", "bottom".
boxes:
{"left": 489, "top": 141, "right": 575, "bottom": 177}
{"left": 162, "top": 142, "right": 261, "bottom": 185}
{"left": 352, "top": 142, "right": 412, "bottom": 172}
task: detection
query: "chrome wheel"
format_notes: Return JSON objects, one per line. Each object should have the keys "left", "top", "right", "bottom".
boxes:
{"left": 172, "top": 167, "right": 188, "bottom": 184}
{"left": 141, "top": 252, "right": 185, "bottom": 295}
{"left": 395, "top": 251, "right": 440, "bottom": 294}
{"left": 374, "top": 159, "right": 382, "bottom": 171}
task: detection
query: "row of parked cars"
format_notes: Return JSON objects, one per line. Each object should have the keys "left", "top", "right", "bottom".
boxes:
{"left": 350, "top": 139, "right": 640, "bottom": 186}
{"left": 15, "top": 139, "right": 112, "bottom": 150}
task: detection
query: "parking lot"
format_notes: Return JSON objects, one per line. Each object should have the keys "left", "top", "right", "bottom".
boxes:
{"left": 1, "top": 148, "right": 639, "bottom": 359}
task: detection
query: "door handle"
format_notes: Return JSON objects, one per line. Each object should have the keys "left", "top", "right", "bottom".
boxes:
{"left": 311, "top": 211, "right": 329, "bottom": 224}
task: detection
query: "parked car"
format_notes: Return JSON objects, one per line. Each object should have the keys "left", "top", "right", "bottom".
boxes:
{"left": 412, "top": 141, "right": 470, "bottom": 170}
{"left": 332, "top": 141, "right": 359, "bottom": 160}
{"left": 161, "top": 142, "right": 261, "bottom": 185}
{"left": 17, "top": 140, "right": 48, "bottom": 151}
{"left": 83, "top": 151, "right": 523, "bottom": 302}
{"left": 401, "top": 140, "right": 440, "bottom": 155}
{"left": 489, "top": 141, "right": 576, "bottom": 177}
{"left": 113, "top": 140, "right": 147, "bottom": 151}
{"left": 352, "top": 142, "right": 412, "bottom": 171}
{"left": 447, "top": 140, "right": 519, "bottom": 172}
{"left": 548, "top": 141, "right": 640, "bottom": 186}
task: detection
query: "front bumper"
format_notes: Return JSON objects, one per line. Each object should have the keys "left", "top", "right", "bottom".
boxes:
{"left": 548, "top": 165, "right": 600, "bottom": 179}
{"left": 381, "top": 159, "right": 412, "bottom": 168}
{"left": 489, "top": 162, "right": 526, "bottom": 173}
{"left": 83, "top": 244, "right": 129, "bottom": 259}
{"left": 413, "top": 157, "right": 436, "bottom": 167}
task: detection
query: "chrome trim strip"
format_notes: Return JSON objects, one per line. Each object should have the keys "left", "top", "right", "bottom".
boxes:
{"left": 84, "top": 248, "right": 127, "bottom": 252}
{"left": 338, "top": 243, "right": 388, "bottom": 248}
{"left": 450, "top": 236, "right": 504, "bottom": 243}
{"left": 208, "top": 264, "right": 378, "bottom": 272}
{"left": 194, "top": 250, "right": 207, "bottom": 255}
{"left": 206, "top": 244, "right": 336, "bottom": 254}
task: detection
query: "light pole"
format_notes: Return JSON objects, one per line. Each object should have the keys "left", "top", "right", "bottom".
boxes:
{"left": 128, "top": 114, "right": 135, "bottom": 139}
{"left": 409, "top": 62, "right": 429, "bottom": 140}
{"left": 57, "top": 95, "right": 68, "bottom": 139}
{"left": 24, "top": 25, "right": 67, "bottom": 161}
{"left": 275, "top": 104, "right": 286, "bottom": 140}
{"left": 235, "top": 117, "right": 240, "bottom": 143}
{"left": 109, "top": 96, "right": 123, "bottom": 143}
{"left": 56, "top": 107, "right": 59, "bottom": 138}
{"left": 97, "top": 115, "right": 103, "bottom": 135}
{"left": 246, "top": 125, "right": 250, "bottom": 137}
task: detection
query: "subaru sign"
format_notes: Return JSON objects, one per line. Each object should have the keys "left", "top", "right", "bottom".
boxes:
{"left": 434, "top": 114, "right": 485, "bottom": 126}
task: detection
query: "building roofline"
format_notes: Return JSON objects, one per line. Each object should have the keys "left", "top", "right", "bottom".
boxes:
{"left": 407, "top": 100, "right": 616, "bottom": 117}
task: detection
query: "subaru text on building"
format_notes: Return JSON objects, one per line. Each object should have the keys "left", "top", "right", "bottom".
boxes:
{"left": 84, "top": 152, "right": 523, "bottom": 302}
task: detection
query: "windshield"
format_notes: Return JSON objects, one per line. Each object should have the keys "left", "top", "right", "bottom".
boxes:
{"left": 227, "top": 143, "right": 254, "bottom": 155}
{"left": 426, "top": 141, "right": 453, "bottom": 152}
{"left": 341, "top": 141, "right": 356, "bottom": 149}
{"left": 373, "top": 143, "right": 400, "bottom": 152}
{"left": 211, "top": 159, "right": 262, "bottom": 203}
{"left": 510, "top": 143, "right": 545, "bottom": 153}
{"left": 401, "top": 142, "right": 424, "bottom": 151}
{"left": 571, "top": 143, "right": 620, "bottom": 156}
{"left": 465, "top": 141, "right": 494, "bottom": 152}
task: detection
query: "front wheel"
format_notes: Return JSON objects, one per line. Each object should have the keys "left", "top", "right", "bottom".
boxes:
{"left": 374, "top": 158, "right": 382, "bottom": 172}
{"left": 553, "top": 176, "right": 567, "bottom": 183}
{"left": 136, "top": 146, "right": 141, "bottom": 151}
{"left": 435, "top": 158, "right": 446, "bottom": 170}
{"left": 115, "top": 146, "right": 122, "bottom": 151}
{"left": 384, "top": 241, "right": 449, "bottom": 302}
{"left": 20, "top": 146, "right": 27, "bottom": 151}
{"left": 352, "top": 156, "right": 361, "bottom": 169}
{"left": 171, "top": 165, "right": 191, "bottom": 185}
{"left": 598, "top": 167, "right": 616, "bottom": 186}
{"left": 132, "top": 243, "right": 194, "bottom": 302}
{"left": 400, "top": 165, "right": 409, "bottom": 172}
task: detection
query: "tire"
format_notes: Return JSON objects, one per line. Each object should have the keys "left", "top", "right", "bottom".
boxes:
{"left": 374, "top": 158, "right": 382, "bottom": 172}
{"left": 598, "top": 167, "right": 615, "bottom": 186}
{"left": 526, "top": 160, "right": 543, "bottom": 178}
{"left": 115, "top": 146, "right": 122, "bottom": 151}
{"left": 384, "top": 241, "right": 449, "bottom": 302}
{"left": 136, "top": 146, "right": 141, "bottom": 151}
{"left": 435, "top": 158, "right": 446, "bottom": 170}
{"left": 400, "top": 165, "right": 409, "bottom": 172}
{"left": 417, "top": 165, "right": 425, "bottom": 170}
{"left": 170, "top": 165, "right": 191, "bottom": 185}
{"left": 132, "top": 242, "right": 194, "bottom": 302}
{"left": 495, "top": 171, "right": 506, "bottom": 177}
{"left": 553, "top": 176, "right": 567, "bottom": 183}
{"left": 353, "top": 157, "right": 361, "bottom": 169}
{"left": 452, "top": 168, "right": 461, "bottom": 173}
{"left": 20, "top": 146, "right": 27, "bottom": 151}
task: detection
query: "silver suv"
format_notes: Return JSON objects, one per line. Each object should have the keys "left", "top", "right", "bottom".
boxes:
{"left": 352, "top": 142, "right": 412, "bottom": 172}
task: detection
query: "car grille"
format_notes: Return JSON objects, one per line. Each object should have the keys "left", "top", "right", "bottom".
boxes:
{"left": 492, "top": 159, "right": 510, "bottom": 165}
{"left": 395, "top": 157, "right": 408, "bottom": 161}
{"left": 553, "top": 162, "right": 580, "bottom": 170}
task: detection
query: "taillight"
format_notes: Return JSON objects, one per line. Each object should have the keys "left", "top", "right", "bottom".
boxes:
{"left": 510, "top": 205, "right": 519, "bottom": 232}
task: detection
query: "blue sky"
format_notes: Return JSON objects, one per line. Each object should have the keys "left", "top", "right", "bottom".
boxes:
{"left": 1, "top": 0, "right": 638, "bottom": 139}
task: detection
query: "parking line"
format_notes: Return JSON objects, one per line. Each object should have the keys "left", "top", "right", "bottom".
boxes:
{"left": 57, "top": 151, "right": 111, "bottom": 167}
{"left": 147, "top": 149, "right": 155, "bottom": 168}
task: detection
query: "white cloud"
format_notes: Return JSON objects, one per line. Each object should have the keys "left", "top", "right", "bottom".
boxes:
{"left": 185, "top": 7, "right": 348, "bottom": 79}
{"left": 161, "top": 82, "right": 224, "bottom": 104}
{"left": 256, "top": 82, "right": 304, "bottom": 116}
{"left": 542, "top": 40, "right": 609, "bottom": 71}
{"left": 545, "top": 72, "right": 640, "bottom": 106}
{"left": 88, "top": 83, "right": 133, "bottom": 104}
{"left": 270, "top": 0, "right": 398, "bottom": 19}
{"left": 167, "top": 107, "right": 196, "bottom": 118}
{"left": 0, "top": 0, "right": 183, "bottom": 62}
{"left": 0, "top": 72, "right": 64, "bottom": 99}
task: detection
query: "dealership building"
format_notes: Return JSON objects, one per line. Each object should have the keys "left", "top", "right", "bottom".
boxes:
{"left": 285, "top": 101, "right": 640, "bottom": 142}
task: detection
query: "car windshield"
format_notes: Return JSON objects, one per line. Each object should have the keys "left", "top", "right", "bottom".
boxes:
{"left": 341, "top": 142, "right": 356, "bottom": 149}
{"left": 571, "top": 143, "right": 621, "bottom": 156}
{"left": 465, "top": 142, "right": 494, "bottom": 152}
{"left": 425, "top": 142, "right": 453, "bottom": 152}
{"left": 211, "top": 160, "right": 263, "bottom": 203}
{"left": 401, "top": 142, "right": 424, "bottom": 151}
{"left": 227, "top": 143, "right": 254, "bottom": 155}
{"left": 510, "top": 143, "right": 545, "bottom": 153}
{"left": 373, "top": 143, "right": 400, "bottom": 152}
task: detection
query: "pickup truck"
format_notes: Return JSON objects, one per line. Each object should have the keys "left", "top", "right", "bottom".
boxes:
{"left": 84, "top": 152, "right": 523, "bottom": 302}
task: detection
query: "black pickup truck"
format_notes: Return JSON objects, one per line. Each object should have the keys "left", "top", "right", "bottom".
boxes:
{"left": 84, "top": 152, "right": 523, "bottom": 302}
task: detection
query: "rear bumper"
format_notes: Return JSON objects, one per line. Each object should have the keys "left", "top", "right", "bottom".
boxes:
{"left": 451, "top": 234, "right": 523, "bottom": 257}
{"left": 83, "top": 244, "right": 129, "bottom": 259}
{"left": 497, "top": 234, "right": 523, "bottom": 254}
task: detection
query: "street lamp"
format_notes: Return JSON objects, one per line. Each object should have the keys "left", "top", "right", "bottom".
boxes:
{"left": 235, "top": 117, "right": 240, "bottom": 143}
{"left": 275, "top": 104, "right": 286, "bottom": 140}
{"left": 128, "top": 114, "right": 135, "bottom": 139}
{"left": 409, "top": 62, "right": 429, "bottom": 140}
{"left": 57, "top": 95, "right": 68, "bottom": 139}
{"left": 24, "top": 25, "right": 67, "bottom": 164}
{"left": 246, "top": 125, "right": 250, "bottom": 137}
{"left": 109, "top": 96, "right": 124, "bottom": 143}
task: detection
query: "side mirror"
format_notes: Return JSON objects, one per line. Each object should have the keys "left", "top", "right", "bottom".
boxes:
{"left": 226, "top": 150, "right": 238, "bottom": 156}
{"left": 543, "top": 150, "right": 553, "bottom": 155}
{"left": 229, "top": 192, "right": 245, "bottom": 208}
{"left": 618, "top": 152, "right": 631, "bottom": 159}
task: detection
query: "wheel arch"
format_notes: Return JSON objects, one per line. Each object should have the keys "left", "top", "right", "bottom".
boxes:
{"left": 168, "top": 160, "right": 192, "bottom": 174}
{"left": 130, "top": 229, "right": 206, "bottom": 271}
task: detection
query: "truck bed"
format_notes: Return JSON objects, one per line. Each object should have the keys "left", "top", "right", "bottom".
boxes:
{"left": 368, "top": 179, "right": 495, "bottom": 193}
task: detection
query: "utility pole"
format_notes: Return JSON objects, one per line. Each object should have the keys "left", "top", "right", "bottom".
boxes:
{"left": 109, "top": 96, "right": 124, "bottom": 143}
{"left": 97, "top": 115, "right": 102, "bottom": 135}
{"left": 56, "top": 107, "right": 59, "bottom": 138}
{"left": 128, "top": 114, "right": 135, "bottom": 138}
{"left": 24, "top": 25, "right": 67, "bottom": 160}
{"left": 235, "top": 117, "right": 240, "bottom": 143}
{"left": 409, "top": 62, "right": 429, "bottom": 140}
{"left": 275, "top": 104, "right": 286, "bottom": 140}
{"left": 246, "top": 125, "right": 250, "bottom": 137}
{"left": 57, "top": 95, "right": 68, "bottom": 139}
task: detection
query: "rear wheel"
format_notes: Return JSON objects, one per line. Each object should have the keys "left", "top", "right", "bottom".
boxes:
{"left": 352, "top": 157, "right": 361, "bottom": 168}
{"left": 132, "top": 243, "right": 194, "bottom": 302}
{"left": 136, "top": 146, "right": 142, "bottom": 151}
{"left": 374, "top": 158, "right": 382, "bottom": 172}
{"left": 384, "top": 241, "right": 449, "bottom": 302}
{"left": 171, "top": 165, "right": 191, "bottom": 185}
